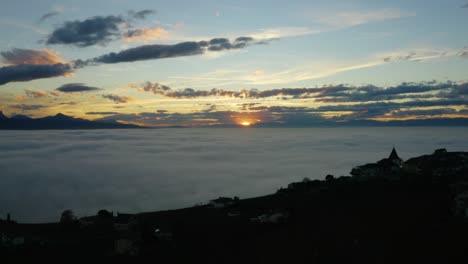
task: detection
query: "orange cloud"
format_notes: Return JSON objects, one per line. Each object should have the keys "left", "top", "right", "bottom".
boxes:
{"left": 25, "top": 89, "right": 48, "bottom": 98}
{"left": 15, "top": 95, "right": 27, "bottom": 101}
{"left": 1, "top": 48, "right": 65, "bottom": 65}
{"left": 123, "top": 27, "right": 169, "bottom": 42}
{"left": 49, "top": 91, "right": 62, "bottom": 97}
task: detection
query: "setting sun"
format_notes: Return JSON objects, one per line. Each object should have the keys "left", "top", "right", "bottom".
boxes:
{"left": 240, "top": 121, "right": 252, "bottom": 126}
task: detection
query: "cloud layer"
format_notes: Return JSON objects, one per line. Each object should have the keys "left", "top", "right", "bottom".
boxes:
{"left": 1, "top": 128, "right": 467, "bottom": 222}
{"left": 0, "top": 35, "right": 261, "bottom": 85}
{"left": 89, "top": 81, "right": 466, "bottom": 126}
{"left": 136, "top": 81, "right": 467, "bottom": 102}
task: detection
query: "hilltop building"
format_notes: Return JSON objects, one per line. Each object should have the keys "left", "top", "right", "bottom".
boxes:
{"left": 351, "top": 147, "right": 404, "bottom": 181}
{"left": 209, "top": 197, "right": 237, "bottom": 209}
{"left": 389, "top": 147, "right": 401, "bottom": 161}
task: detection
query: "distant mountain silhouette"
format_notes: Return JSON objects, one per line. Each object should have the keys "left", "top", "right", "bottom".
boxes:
{"left": 0, "top": 112, "right": 143, "bottom": 130}
{"left": 0, "top": 111, "right": 8, "bottom": 120}
{"left": 10, "top": 114, "right": 32, "bottom": 120}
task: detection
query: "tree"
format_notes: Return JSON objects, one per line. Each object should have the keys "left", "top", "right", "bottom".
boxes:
{"left": 325, "top": 174, "right": 335, "bottom": 182}
{"left": 96, "top": 209, "right": 114, "bottom": 228}
{"left": 60, "top": 209, "right": 76, "bottom": 224}
{"left": 97, "top": 209, "right": 113, "bottom": 219}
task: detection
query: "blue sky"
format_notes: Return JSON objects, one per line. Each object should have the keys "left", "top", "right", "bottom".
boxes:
{"left": 0, "top": 0, "right": 467, "bottom": 126}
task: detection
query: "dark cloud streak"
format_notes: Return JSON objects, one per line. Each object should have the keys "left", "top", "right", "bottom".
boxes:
{"left": 45, "top": 10, "right": 156, "bottom": 47}
{"left": 389, "top": 108, "right": 457, "bottom": 117}
{"left": 128, "top": 9, "right": 156, "bottom": 19}
{"left": 85, "top": 111, "right": 120, "bottom": 115}
{"left": 56, "top": 83, "right": 101, "bottom": 93}
{"left": 10, "top": 104, "right": 46, "bottom": 111}
{"left": 0, "top": 63, "right": 73, "bottom": 86}
{"left": 73, "top": 37, "right": 264, "bottom": 67}
{"left": 102, "top": 94, "right": 133, "bottom": 103}
{"left": 39, "top": 12, "right": 60, "bottom": 22}
{"left": 46, "top": 16, "right": 126, "bottom": 47}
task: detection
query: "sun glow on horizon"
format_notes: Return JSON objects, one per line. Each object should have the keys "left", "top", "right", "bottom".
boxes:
{"left": 240, "top": 121, "right": 252, "bottom": 126}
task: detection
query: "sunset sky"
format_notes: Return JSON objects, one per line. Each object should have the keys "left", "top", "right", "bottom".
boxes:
{"left": 0, "top": 0, "right": 467, "bottom": 126}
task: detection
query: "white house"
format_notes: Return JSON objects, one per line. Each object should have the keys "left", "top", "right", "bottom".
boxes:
{"left": 250, "top": 212, "right": 289, "bottom": 224}
{"left": 209, "top": 197, "right": 235, "bottom": 209}
{"left": 154, "top": 228, "right": 173, "bottom": 241}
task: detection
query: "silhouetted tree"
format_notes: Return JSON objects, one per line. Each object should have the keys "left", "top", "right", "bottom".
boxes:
{"left": 96, "top": 209, "right": 114, "bottom": 229}
{"left": 59, "top": 209, "right": 79, "bottom": 232}
{"left": 97, "top": 209, "right": 113, "bottom": 219}
{"left": 325, "top": 174, "right": 335, "bottom": 182}
{"left": 60, "top": 209, "right": 76, "bottom": 224}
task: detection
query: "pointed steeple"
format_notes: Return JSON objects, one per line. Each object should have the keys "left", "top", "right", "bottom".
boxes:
{"left": 389, "top": 147, "right": 400, "bottom": 160}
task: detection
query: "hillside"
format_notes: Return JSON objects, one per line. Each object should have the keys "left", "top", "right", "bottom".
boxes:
{"left": 1, "top": 149, "right": 468, "bottom": 263}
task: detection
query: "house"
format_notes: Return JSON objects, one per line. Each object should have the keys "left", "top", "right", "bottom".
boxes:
{"left": 405, "top": 150, "right": 468, "bottom": 184}
{"left": 267, "top": 212, "right": 289, "bottom": 224}
{"left": 1, "top": 234, "right": 26, "bottom": 247}
{"left": 351, "top": 147, "right": 404, "bottom": 181}
{"left": 79, "top": 218, "right": 95, "bottom": 228}
{"left": 154, "top": 228, "right": 173, "bottom": 241}
{"left": 250, "top": 212, "right": 290, "bottom": 224}
{"left": 1, "top": 232, "right": 9, "bottom": 246}
{"left": 250, "top": 214, "right": 268, "bottom": 223}
{"left": 227, "top": 211, "right": 240, "bottom": 217}
{"left": 0, "top": 213, "right": 16, "bottom": 225}
{"left": 453, "top": 183, "right": 468, "bottom": 217}
{"left": 350, "top": 163, "right": 380, "bottom": 180}
{"left": 434, "top": 148, "right": 447, "bottom": 155}
{"left": 113, "top": 213, "right": 135, "bottom": 232}
{"left": 287, "top": 178, "right": 320, "bottom": 192}
{"left": 209, "top": 197, "right": 236, "bottom": 208}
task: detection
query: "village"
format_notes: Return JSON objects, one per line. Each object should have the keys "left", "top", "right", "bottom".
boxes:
{"left": 2, "top": 148, "right": 468, "bottom": 262}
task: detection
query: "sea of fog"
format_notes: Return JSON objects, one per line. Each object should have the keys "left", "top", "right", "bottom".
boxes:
{"left": 1, "top": 127, "right": 467, "bottom": 223}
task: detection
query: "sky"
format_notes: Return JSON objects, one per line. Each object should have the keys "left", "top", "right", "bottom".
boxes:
{"left": 0, "top": 0, "right": 467, "bottom": 127}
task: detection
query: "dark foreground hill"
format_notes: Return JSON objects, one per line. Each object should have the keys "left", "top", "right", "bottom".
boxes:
{"left": 1, "top": 149, "right": 468, "bottom": 263}
{"left": 0, "top": 111, "right": 142, "bottom": 129}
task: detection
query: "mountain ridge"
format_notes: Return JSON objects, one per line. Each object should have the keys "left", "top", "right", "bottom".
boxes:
{"left": 0, "top": 112, "right": 143, "bottom": 130}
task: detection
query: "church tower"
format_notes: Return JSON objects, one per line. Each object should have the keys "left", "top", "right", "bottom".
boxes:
{"left": 389, "top": 147, "right": 401, "bottom": 161}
